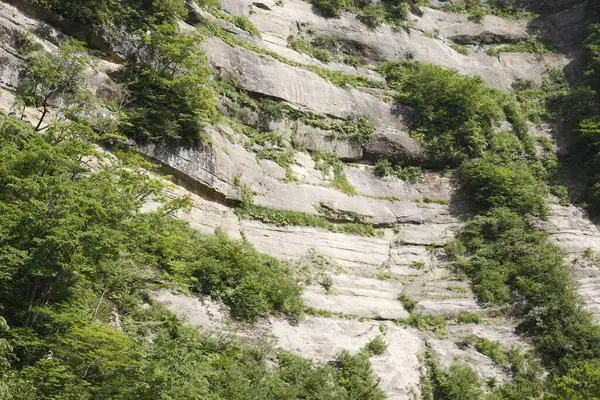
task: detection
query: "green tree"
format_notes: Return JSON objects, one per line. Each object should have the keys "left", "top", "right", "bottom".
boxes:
{"left": 15, "top": 40, "right": 88, "bottom": 131}
{"left": 121, "top": 23, "right": 216, "bottom": 145}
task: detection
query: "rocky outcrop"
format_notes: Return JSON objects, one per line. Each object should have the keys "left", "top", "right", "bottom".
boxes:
{"left": 1, "top": 0, "right": 599, "bottom": 398}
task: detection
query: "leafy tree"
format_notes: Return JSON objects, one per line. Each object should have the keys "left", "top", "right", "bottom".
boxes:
{"left": 549, "top": 362, "right": 600, "bottom": 399}
{"left": 457, "top": 157, "right": 547, "bottom": 216}
{"left": 379, "top": 61, "right": 510, "bottom": 164}
{"left": 121, "top": 23, "right": 216, "bottom": 144}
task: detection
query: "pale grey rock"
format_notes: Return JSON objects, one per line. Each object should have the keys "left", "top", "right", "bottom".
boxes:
{"left": 347, "top": 167, "right": 453, "bottom": 201}
{"left": 543, "top": 204, "right": 600, "bottom": 253}
{"left": 303, "top": 286, "right": 409, "bottom": 319}
{"left": 155, "top": 289, "right": 229, "bottom": 331}
{"left": 240, "top": 220, "right": 391, "bottom": 268}
{"left": 417, "top": 299, "right": 480, "bottom": 317}
{"left": 429, "top": 336, "right": 509, "bottom": 383}
{"left": 202, "top": 36, "right": 423, "bottom": 157}
{"left": 235, "top": 0, "right": 566, "bottom": 90}
{"left": 270, "top": 316, "right": 424, "bottom": 398}
{"left": 396, "top": 222, "right": 457, "bottom": 246}
{"left": 365, "top": 131, "right": 425, "bottom": 162}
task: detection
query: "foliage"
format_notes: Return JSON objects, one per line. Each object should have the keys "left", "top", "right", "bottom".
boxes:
{"left": 487, "top": 38, "right": 555, "bottom": 57}
{"left": 423, "top": 347, "right": 485, "bottom": 400}
{"left": 398, "top": 291, "right": 418, "bottom": 312}
{"left": 287, "top": 36, "right": 333, "bottom": 62}
{"left": 373, "top": 159, "right": 422, "bottom": 182}
{"left": 215, "top": 12, "right": 262, "bottom": 37}
{"left": 457, "top": 157, "right": 548, "bottom": 216}
{"left": 379, "top": 60, "right": 527, "bottom": 165}
{"left": 474, "top": 337, "right": 506, "bottom": 365}
{"left": 357, "top": 5, "right": 387, "bottom": 28}
{"left": 397, "top": 312, "right": 446, "bottom": 335}
{"left": 121, "top": 23, "right": 216, "bottom": 145}
{"left": 456, "top": 313, "right": 480, "bottom": 324}
{"left": 451, "top": 44, "right": 469, "bottom": 55}
{"left": 365, "top": 336, "right": 387, "bottom": 356}
{"left": 449, "top": 208, "right": 600, "bottom": 371}
{"left": 235, "top": 205, "right": 383, "bottom": 236}
{"left": 441, "top": 0, "right": 537, "bottom": 21}
{"left": 549, "top": 362, "right": 600, "bottom": 399}
{"left": 302, "top": 115, "right": 376, "bottom": 143}
{"left": 15, "top": 40, "right": 88, "bottom": 131}
{"left": 31, "top": 0, "right": 187, "bottom": 29}
{"left": 307, "top": 0, "right": 423, "bottom": 27}
{"left": 312, "top": 152, "right": 358, "bottom": 195}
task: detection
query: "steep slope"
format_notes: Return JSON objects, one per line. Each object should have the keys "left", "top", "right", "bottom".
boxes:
{"left": 1, "top": 0, "right": 600, "bottom": 398}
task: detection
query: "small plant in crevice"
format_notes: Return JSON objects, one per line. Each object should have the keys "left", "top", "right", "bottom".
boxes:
{"left": 373, "top": 159, "right": 423, "bottom": 182}
{"left": 451, "top": 43, "right": 470, "bottom": 55}
{"left": 234, "top": 173, "right": 255, "bottom": 206}
{"left": 456, "top": 312, "right": 480, "bottom": 324}
{"left": 365, "top": 335, "right": 388, "bottom": 356}
{"left": 397, "top": 312, "right": 447, "bottom": 335}
{"left": 398, "top": 291, "right": 418, "bottom": 312}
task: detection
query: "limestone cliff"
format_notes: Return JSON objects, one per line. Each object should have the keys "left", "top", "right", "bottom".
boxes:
{"left": 0, "top": 0, "right": 599, "bottom": 398}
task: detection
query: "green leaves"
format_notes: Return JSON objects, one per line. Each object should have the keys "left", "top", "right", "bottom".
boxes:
{"left": 457, "top": 157, "right": 548, "bottom": 216}
{"left": 16, "top": 40, "right": 89, "bottom": 130}
{"left": 379, "top": 61, "right": 516, "bottom": 165}
{"left": 122, "top": 23, "right": 216, "bottom": 145}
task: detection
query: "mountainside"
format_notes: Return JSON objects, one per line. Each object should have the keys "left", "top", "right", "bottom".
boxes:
{"left": 1, "top": 0, "right": 600, "bottom": 399}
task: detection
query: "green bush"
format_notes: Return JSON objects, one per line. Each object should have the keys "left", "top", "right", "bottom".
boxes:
{"left": 456, "top": 313, "right": 480, "bottom": 324}
{"left": 379, "top": 61, "right": 513, "bottom": 164}
{"left": 121, "top": 24, "right": 216, "bottom": 145}
{"left": 398, "top": 312, "right": 446, "bottom": 335}
{"left": 373, "top": 160, "right": 422, "bottom": 182}
{"left": 457, "top": 157, "right": 548, "bottom": 216}
{"left": 365, "top": 335, "right": 387, "bottom": 356}
{"left": 398, "top": 291, "right": 418, "bottom": 312}
{"left": 487, "top": 38, "right": 555, "bottom": 57}
{"left": 357, "top": 5, "right": 387, "bottom": 28}
{"left": 30, "top": 0, "right": 187, "bottom": 29}
{"left": 235, "top": 205, "right": 382, "bottom": 237}
{"left": 451, "top": 207, "right": 600, "bottom": 371}
{"left": 231, "top": 15, "right": 261, "bottom": 37}
{"left": 475, "top": 338, "right": 506, "bottom": 365}
{"left": 451, "top": 43, "right": 470, "bottom": 55}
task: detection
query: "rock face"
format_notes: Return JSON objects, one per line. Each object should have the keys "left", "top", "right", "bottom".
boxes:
{"left": 1, "top": 0, "right": 599, "bottom": 398}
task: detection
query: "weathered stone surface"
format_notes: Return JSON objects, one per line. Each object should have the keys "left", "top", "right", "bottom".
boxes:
{"left": 304, "top": 286, "right": 409, "bottom": 319}
{"left": 543, "top": 204, "right": 600, "bottom": 253}
{"left": 202, "top": 37, "right": 424, "bottom": 157}
{"left": 232, "top": 0, "right": 566, "bottom": 91}
{"left": 240, "top": 220, "right": 391, "bottom": 267}
{"left": 347, "top": 167, "right": 453, "bottom": 201}
{"left": 154, "top": 289, "right": 229, "bottom": 331}
{"left": 270, "top": 317, "right": 423, "bottom": 398}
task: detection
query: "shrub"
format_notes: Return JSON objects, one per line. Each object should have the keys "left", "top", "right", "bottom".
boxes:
{"left": 379, "top": 61, "right": 509, "bottom": 164}
{"left": 475, "top": 338, "right": 506, "bottom": 365}
{"left": 121, "top": 24, "right": 216, "bottom": 145}
{"left": 357, "top": 5, "right": 387, "bottom": 28}
{"left": 365, "top": 336, "right": 387, "bottom": 356}
{"left": 439, "top": 363, "right": 485, "bottom": 400}
{"left": 451, "top": 44, "right": 469, "bottom": 55}
{"left": 457, "top": 157, "right": 548, "bottom": 216}
{"left": 143, "top": 219, "right": 305, "bottom": 321}
{"left": 373, "top": 160, "right": 422, "bottom": 182}
{"left": 487, "top": 38, "right": 555, "bottom": 57}
{"left": 398, "top": 291, "right": 418, "bottom": 311}
{"left": 344, "top": 55, "right": 365, "bottom": 67}
{"left": 313, "top": 48, "right": 333, "bottom": 62}
{"left": 231, "top": 15, "right": 261, "bottom": 37}
{"left": 457, "top": 313, "right": 480, "bottom": 324}
{"left": 398, "top": 312, "right": 446, "bottom": 335}
{"left": 310, "top": 0, "right": 349, "bottom": 17}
